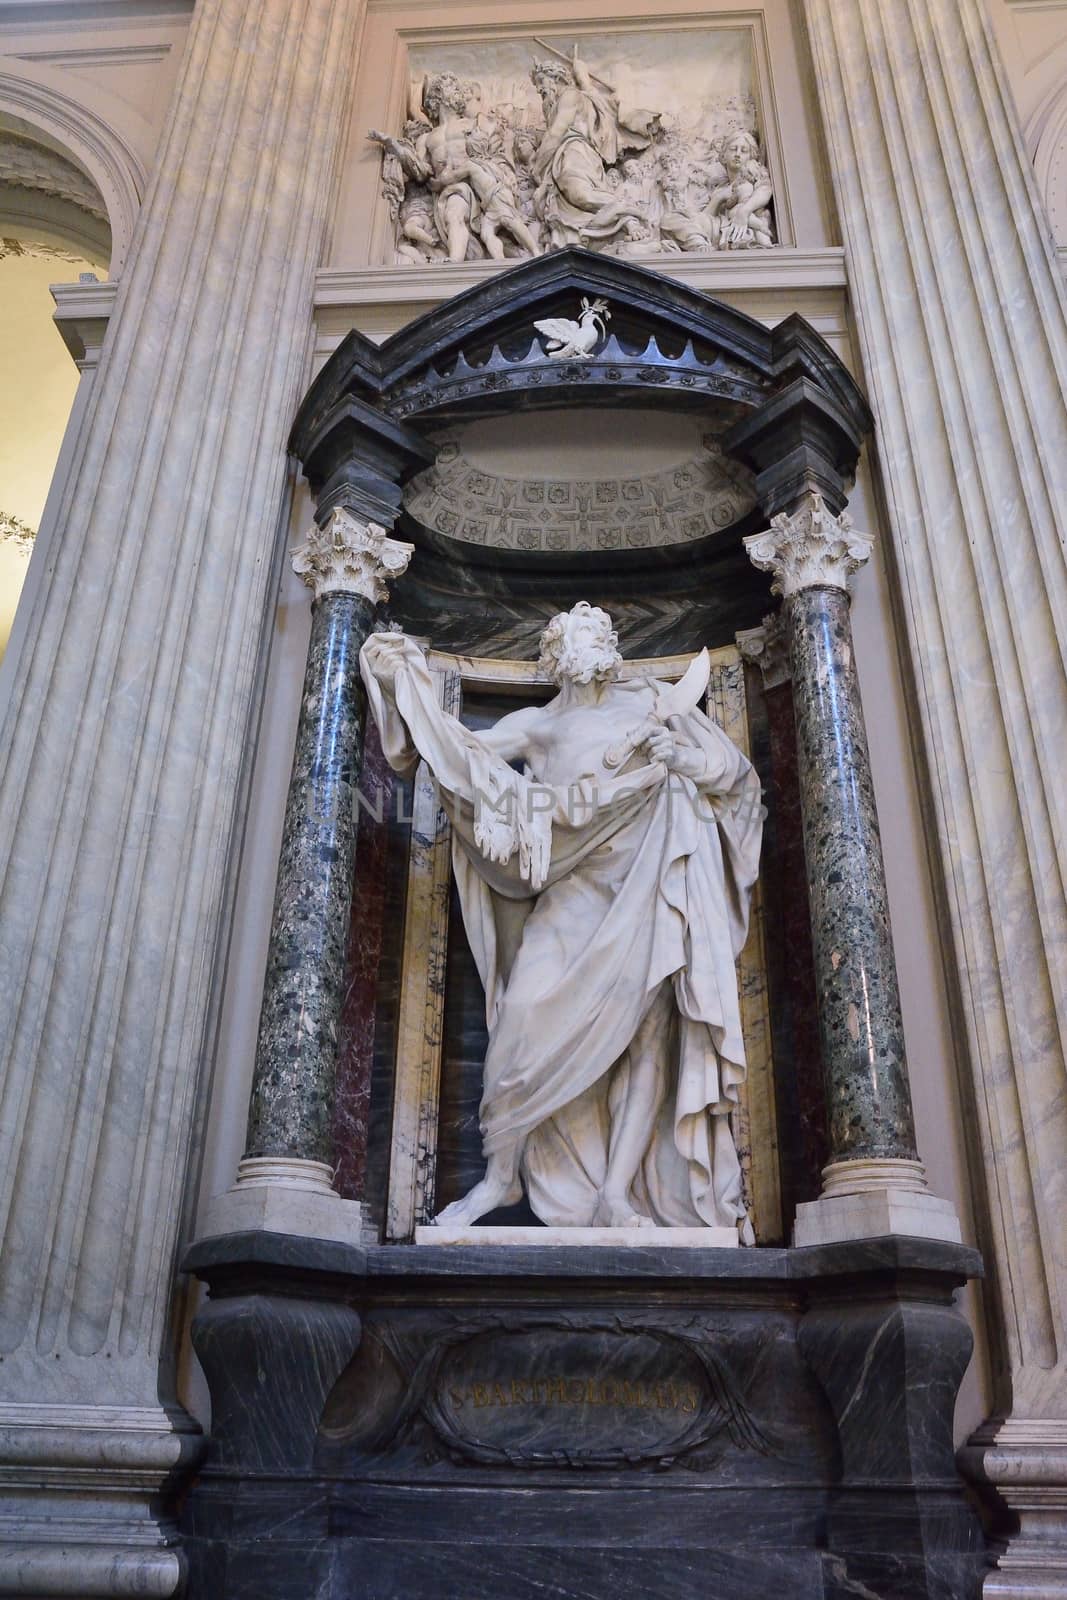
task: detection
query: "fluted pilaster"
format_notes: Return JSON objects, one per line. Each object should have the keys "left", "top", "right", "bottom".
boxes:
{"left": 0, "top": 0, "right": 364, "bottom": 1589}
{"left": 802, "top": 0, "right": 1067, "bottom": 1586}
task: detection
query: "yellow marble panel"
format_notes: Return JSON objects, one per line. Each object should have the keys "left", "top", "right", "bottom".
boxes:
{"left": 385, "top": 665, "right": 460, "bottom": 1241}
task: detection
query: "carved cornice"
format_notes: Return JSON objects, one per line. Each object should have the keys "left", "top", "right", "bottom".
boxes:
{"left": 0, "top": 238, "right": 90, "bottom": 266}
{"left": 291, "top": 251, "right": 871, "bottom": 464}
{"left": 743, "top": 492, "right": 873, "bottom": 597}
{"left": 291, "top": 507, "right": 413, "bottom": 604}
{"left": 0, "top": 132, "right": 107, "bottom": 221}
{"left": 0, "top": 511, "right": 36, "bottom": 553}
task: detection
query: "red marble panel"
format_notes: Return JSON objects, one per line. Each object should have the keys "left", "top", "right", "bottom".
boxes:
{"left": 333, "top": 719, "right": 394, "bottom": 1201}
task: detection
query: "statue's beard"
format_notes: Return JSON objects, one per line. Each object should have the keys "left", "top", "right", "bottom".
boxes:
{"left": 552, "top": 643, "right": 622, "bottom": 685}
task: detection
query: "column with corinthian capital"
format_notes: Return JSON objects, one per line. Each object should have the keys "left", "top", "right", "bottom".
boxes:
{"left": 201, "top": 510, "right": 412, "bottom": 1245}
{"left": 744, "top": 492, "right": 962, "bottom": 1246}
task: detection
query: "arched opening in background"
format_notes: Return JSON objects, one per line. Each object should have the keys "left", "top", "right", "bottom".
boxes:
{"left": 0, "top": 122, "right": 111, "bottom": 663}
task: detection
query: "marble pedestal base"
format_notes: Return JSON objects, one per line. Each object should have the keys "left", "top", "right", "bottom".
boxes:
{"left": 793, "top": 1158, "right": 963, "bottom": 1247}
{"left": 199, "top": 1158, "right": 372, "bottom": 1246}
{"left": 793, "top": 1189, "right": 963, "bottom": 1246}
{"left": 180, "top": 1232, "right": 986, "bottom": 1600}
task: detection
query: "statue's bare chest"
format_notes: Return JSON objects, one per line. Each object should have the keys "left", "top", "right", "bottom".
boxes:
{"left": 427, "top": 120, "right": 472, "bottom": 166}
{"left": 528, "top": 694, "right": 652, "bottom": 784}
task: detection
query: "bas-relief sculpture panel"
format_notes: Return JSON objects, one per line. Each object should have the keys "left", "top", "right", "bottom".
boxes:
{"left": 369, "top": 29, "right": 777, "bottom": 266}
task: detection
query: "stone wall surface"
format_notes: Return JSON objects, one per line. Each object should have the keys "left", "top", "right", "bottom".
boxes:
{"left": 802, "top": 0, "right": 1067, "bottom": 1587}
{"left": 0, "top": 0, "right": 364, "bottom": 1589}
{"left": 2, "top": 0, "right": 1066, "bottom": 1591}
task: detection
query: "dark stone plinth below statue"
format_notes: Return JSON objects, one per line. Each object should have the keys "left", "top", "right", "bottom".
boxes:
{"left": 180, "top": 1234, "right": 986, "bottom": 1600}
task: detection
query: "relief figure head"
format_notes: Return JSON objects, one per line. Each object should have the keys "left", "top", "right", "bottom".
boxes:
{"left": 531, "top": 57, "right": 571, "bottom": 112}
{"left": 721, "top": 128, "right": 761, "bottom": 174}
{"left": 538, "top": 601, "right": 623, "bottom": 686}
{"left": 424, "top": 72, "right": 469, "bottom": 123}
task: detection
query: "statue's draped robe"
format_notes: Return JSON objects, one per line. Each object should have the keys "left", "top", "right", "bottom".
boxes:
{"left": 535, "top": 82, "right": 657, "bottom": 246}
{"left": 361, "top": 639, "right": 763, "bottom": 1231}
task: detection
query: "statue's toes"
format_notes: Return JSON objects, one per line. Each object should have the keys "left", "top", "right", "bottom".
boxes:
{"left": 596, "top": 1196, "right": 655, "bottom": 1228}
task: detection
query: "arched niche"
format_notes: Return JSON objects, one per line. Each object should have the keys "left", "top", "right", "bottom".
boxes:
{"left": 0, "top": 57, "right": 149, "bottom": 275}
{"left": 288, "top": 250, "right": 872, "bottom": 1239}
{"left": 0, "top": 125, "right": 111, "bottom": 268}
{"left": 0, "top": 62, "right": 147, "bottom": 663}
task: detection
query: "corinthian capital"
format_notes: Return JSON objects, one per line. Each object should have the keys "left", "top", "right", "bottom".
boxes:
{"left": 743, "top": 492, "right": 874, "bottom": 598}
{"left": 291, "top": 507, "right": 414, "bottom": 604}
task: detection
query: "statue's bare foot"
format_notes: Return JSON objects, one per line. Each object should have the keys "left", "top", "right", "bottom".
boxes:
{"left": 594, "top": 1193, "right": 656, "bottom": 1228}
{"left": 433, "top": 1171, "right": 521, "bottom": 1228}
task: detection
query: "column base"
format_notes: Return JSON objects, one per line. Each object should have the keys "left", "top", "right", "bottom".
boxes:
{"left": 199, "top": 1157, "right": 374, "bottom": 1246}
{"left": 0, "top": 1402, "right": 201, "bottom": 1598}
{"left": 960, "top": 1418, "right": 1067, "bottom": 1597}
{"left": 793, "top": 1158, "right": 963, "bottom": 1246}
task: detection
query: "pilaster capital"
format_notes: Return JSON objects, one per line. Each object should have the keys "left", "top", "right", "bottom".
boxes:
{"left": 737, "top": 612, "right": 791, "bottom": 689}
{"left": 291, "top": 507, "right": 413, "bottom": 604}
{"left": 743, "top": 492, "right": 873, "bottom": 599}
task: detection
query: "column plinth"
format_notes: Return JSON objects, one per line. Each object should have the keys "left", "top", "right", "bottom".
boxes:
{"left": 201, "top": 510, "right": 412, "bottom": 1247}
{"left": 744, "top": 494, "right": 961, "bottom": 1246}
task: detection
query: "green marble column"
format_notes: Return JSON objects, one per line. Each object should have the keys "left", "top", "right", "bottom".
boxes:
{"left": 745, "top": 493, "right": 960, "bottom": 1244}
{"left": 205, "top": 507, "right": 412, "bottom": 1243}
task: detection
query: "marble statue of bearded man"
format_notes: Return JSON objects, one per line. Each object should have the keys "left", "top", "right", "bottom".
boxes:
{"left": 360, "top": 604, "right": 762, "bottom": 1238}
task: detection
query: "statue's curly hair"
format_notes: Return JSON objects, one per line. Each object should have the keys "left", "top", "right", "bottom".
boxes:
{"left": 423, "top": 72, "right": 468, "bottom": 120}
{"left": 537, "top": 602, "right": 622, "bottom": 685}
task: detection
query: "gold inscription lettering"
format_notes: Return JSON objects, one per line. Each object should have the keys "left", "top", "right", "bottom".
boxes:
{"left": 458, "top": 1374, "right": 701, "bottom": 1410}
